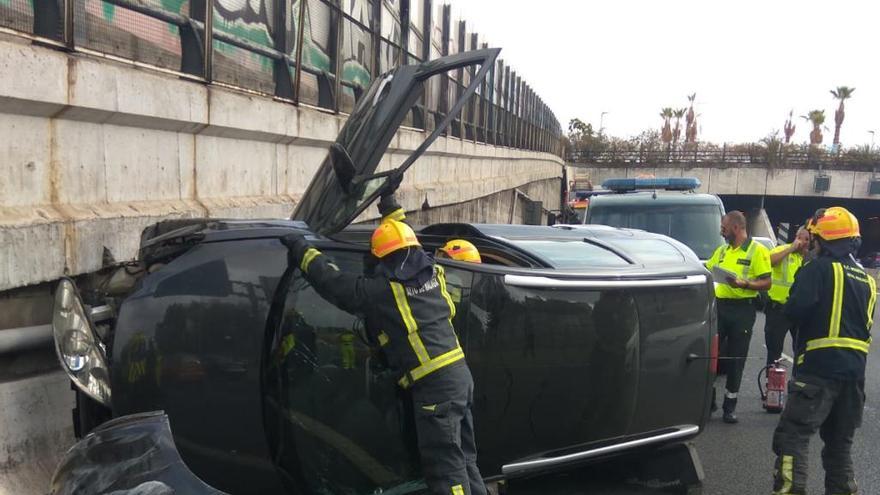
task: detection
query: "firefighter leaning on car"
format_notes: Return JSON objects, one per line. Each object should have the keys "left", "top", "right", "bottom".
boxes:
{"left": 706, "top": 210, "right": 772, "bottom": 424}
{"left": 772, "top": 206, "right": 876, "bottom": 495}
{"left": 281, "top": 183, "right": 487, "bottom": 495}
{"left": 764, "top": 227, "right": 811, "bottom": 366}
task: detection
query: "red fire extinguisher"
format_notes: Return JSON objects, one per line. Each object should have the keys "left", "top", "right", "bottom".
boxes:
{"left": 759, "top": 359, "right": 788, "bottom": 413}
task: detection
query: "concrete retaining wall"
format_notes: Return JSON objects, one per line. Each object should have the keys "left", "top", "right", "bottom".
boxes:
{"left": 579, "top": 165, "right": 879, "bottom": 199}
{"left": 0, "top": 34, "right": 563, "bottom": 292}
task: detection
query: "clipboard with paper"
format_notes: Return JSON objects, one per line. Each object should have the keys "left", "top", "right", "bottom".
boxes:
{"left": 711, "top": 265, "right": 740, "bottom": 283}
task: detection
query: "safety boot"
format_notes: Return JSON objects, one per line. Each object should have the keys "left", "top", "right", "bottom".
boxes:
{"left": 722, "top": 396, "right": 738, "bottom": 424}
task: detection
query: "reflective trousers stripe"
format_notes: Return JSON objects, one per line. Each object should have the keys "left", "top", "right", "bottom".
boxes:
{"left": 390, "top": 282, "right": 431, "bottom": 365}
{"left": 398, "top": 346, "right": 465, "bottom": 388}
{"left": 829, "top": 263, "right": 844, "bottom": 338}
{"left": 805, "top": 337, "right": 870, "bottom": 354}
{"left": 300, "top": 248, "right": 321, "bottom": 273}
{"left": 451, "top": 485, "right": 465, "bottom": 495}
{"left": 780, "top": 455, "right": 794, "bottom": 493}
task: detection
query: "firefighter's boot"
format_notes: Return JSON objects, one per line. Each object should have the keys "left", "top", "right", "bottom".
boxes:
{"left": 722, "top": 396, "right": 738, "bottom": 424}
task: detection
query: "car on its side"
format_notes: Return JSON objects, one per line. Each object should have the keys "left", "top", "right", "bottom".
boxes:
{"left": 584, "top": 178, "right": 726, "bottom": 262}
{"left": 49, "top": 50, "right": 716, "bottom": 495}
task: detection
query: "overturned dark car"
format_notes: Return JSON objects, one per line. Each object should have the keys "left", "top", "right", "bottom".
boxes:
{"left": 49, "top": 50, "right": 716, "bottom": 495}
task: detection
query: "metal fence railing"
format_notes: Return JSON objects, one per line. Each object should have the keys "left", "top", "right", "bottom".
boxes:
{"left": 1, "top": 0, "right": 563, "bottom": 155}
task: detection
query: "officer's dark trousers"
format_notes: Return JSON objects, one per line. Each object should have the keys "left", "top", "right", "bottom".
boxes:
{"left": 772, "top": 374, "right": 865, "bottom": 494}
{"left": 764, "top": 302, "right": 795, "bottom": 366}
{"left": 717, "top": 299, "right": 756, "bottom": 395}
{"left": 410, "top": 365, "right": 486, "bottom": 495}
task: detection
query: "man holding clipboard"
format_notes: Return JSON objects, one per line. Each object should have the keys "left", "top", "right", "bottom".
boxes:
{"left": 706, "top": 211, "right": 773, "bottom": 423}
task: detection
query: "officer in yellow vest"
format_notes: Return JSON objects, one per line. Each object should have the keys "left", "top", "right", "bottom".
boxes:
{"left": 771, "top": 207, "right": 876, "bottom": 495}
{"left": 706, "top": 211, "right": 772, "bottom": 423}
{"left": 764, "top": 227, "right": 811, "bottom": 366}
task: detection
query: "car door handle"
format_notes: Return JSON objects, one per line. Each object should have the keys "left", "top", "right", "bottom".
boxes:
{"left": 503, "top": 274, "right": 707, "bottom": 289}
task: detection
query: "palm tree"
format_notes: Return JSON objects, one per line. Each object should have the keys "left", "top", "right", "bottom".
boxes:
{"left": 783, "top": 110, "right": 796, "bottom": 144}
{"left": 685, "top": 93, "right": 697, "bottom": 143}
{"left": 830, "top": 86, "right": 855, "bottom": 147}
{"left": 672, "top": 108, "right": 687, "bottom": 148}
{"left": 660, "top": 107, "right": 674, "bottom": 147}
{"left": 801, "top": 110, "right": 826, "bottom": 145}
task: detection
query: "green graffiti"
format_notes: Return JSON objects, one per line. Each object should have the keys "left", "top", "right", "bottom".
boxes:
{"left": 102, "top": 2, "right": 115, "bottom": 22}
{"left": 342, "top": 61, "right": 370, "bottom": 88}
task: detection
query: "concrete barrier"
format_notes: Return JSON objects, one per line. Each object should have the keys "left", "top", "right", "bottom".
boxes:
{"left": 0, "top": 34, "right": 563, "bottom": 292}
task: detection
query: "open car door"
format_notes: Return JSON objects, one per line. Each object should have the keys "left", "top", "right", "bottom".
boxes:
{"left": 292, "top": 48, "right": 501, "bottom": 235}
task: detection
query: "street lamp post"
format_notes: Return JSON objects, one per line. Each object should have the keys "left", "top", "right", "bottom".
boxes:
{"left": 599, "top": 111, "right": 609, "bottom": 136}
{"left": 869, "top": 130, "right": 875, "bottom": 151}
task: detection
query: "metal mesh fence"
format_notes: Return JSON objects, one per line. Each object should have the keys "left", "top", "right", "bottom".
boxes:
{"left": 0, "top": 0, "right": 37, "bottom": 35}
{"left": 1, "top": 0, "right": 562, "bottom": 153}
{"left": 211, "top": 0, "right": 275, "bottom": 93}
{"left": 74, "top": 0, "right": 186, "bottom": 73}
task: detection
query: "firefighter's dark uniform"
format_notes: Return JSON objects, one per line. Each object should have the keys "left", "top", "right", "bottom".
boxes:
{"left": 764, "top": 243, "right": 805, "bottom": 365}
{"left": 286, "top": 219, "right": 486, "bottom": 495}
{"left": 772, "top": 255, "right": 877, "bottom": 494}
{"left": 706, "top": 238, "right": 772, "bottom": 412}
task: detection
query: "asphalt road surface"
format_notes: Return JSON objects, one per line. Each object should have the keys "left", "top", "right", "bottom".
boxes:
{"left": 696, "top": 306, "right": 880, "bottom": 495}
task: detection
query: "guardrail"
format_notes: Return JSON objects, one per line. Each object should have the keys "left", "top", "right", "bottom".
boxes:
{"left": 1, "top": 0, "right": 562, "bottom": 154}
{"left": 568, "top": 147, "right": 880, "bottom": 170}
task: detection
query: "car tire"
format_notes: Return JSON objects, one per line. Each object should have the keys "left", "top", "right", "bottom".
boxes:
{"left": 71, "top": 384, "right": 111, "bottom": 439}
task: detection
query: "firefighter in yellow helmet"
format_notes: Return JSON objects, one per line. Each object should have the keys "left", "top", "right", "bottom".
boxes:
{"left": 437, "top": 239, "right": 482, "bottom": 263}
{"left": 771, "top": 207, "right": 876, "bottom": 495}
{"left": 282, "top": 185, "right": 486, "bottom": 495}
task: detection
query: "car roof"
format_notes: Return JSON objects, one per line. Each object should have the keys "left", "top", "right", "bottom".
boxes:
{"left": 589, "top": 191, "right": 722, "bottom": 206}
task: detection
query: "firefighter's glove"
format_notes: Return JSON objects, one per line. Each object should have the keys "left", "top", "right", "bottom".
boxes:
{"left": 377, "top": 192, "right": 403, "bottom": 218}
{"left": 280, "top": 233, "right": 311, "bottom": 265}
{"left": 384, "top": 171, "right": 404, "bottom": 196}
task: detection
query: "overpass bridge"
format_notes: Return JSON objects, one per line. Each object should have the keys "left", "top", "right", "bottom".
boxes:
{"left": 0, "top": 1, "right": 563, "bottom": 491}
{"left": 567, "top": 148, "right": 880, "bottom": 254}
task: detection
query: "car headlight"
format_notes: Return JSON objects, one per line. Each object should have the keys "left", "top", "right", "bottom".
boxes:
{"left": 52, "top": 279, "right": 112, "bottom": 406}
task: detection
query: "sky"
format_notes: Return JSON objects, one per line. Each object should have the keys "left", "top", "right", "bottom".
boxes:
{"left": 445, "top": 0, "right": 879, "bottom": 146}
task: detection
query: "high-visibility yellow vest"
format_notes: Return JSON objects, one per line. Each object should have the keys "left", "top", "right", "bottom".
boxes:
{"left": 767, "top": 245, "right": 804, "bottom": 304}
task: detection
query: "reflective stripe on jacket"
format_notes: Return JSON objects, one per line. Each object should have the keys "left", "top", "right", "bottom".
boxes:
{"left": 785, "top": 256, "right": 876, "bottom": 380}
{"left": 299, "top": 248, "right": 465, "bottom": 389}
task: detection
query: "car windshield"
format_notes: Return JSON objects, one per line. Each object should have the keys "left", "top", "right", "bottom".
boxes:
{"left": 508, "top": 240, "right": 629, "bottom": 268}
{"left": 589, "top": 204, "right": 723, "bottom": 259}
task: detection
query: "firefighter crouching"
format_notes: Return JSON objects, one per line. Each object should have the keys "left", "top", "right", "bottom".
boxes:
{"left": 706, "top": 211, "right": 773, "bottom": 424}
{"left": 772, "top": 207, "right": 877, "bottom": 495}
{"left": 282, "top": 191, "right": 487, "bottom": 495}
{"left": 764, "top": 227, "right": 811, "bottom": 366}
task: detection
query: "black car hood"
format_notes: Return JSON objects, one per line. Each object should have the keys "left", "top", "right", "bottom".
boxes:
{"left": 49, "top": 412, "right": 227, "bottom": 495}
{"left": 291, "top": 48, "right": 500, "bottom": 235}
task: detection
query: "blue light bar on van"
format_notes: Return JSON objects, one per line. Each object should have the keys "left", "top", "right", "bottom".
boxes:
{"left": 601, "top": 177, "right": 701, "bottom": 192}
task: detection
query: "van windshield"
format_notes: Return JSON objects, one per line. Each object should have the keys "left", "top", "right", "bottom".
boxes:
{"left": 589, "top": 204, "right": 724, "bottom": 259}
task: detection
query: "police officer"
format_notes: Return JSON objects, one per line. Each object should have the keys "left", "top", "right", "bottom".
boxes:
{"left": 706, "top": 211, "right": 772, "bottom": 423}
{"left": 771, "top": 207, "right": 876, "bottom": 495}
{"left": 282, "top": 193, "right": 487, "bottom": 495}
{"left": 764, "top": 227, "right": 810, "bottom": 366}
